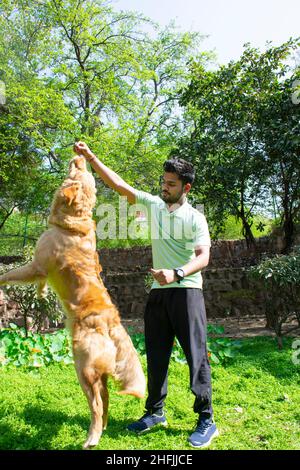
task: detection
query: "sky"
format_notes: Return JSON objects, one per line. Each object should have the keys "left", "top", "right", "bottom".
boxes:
{"left": 115, "top": 0, "right": 300, "bottom": 65}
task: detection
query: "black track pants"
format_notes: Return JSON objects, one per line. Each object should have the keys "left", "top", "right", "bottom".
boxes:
{"left": 144, "top": 288, "right": 213, "bottom": 419}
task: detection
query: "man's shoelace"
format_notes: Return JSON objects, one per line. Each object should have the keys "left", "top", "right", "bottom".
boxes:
{"left": 138, "top": 413, "right": 163, "bottom": 426}
{"left": 195, "top": 421, "right": 211, "bottom": 434}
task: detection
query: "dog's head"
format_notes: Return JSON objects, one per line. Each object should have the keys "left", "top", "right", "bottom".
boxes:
{"left": 60, "top": 180, "right": 83, "bottom": 208}
{"left": 49, "top": 155, "right": 97, "bottom": 231}
{"left": 64, "top": 154, "right": 97, "bottom": 211}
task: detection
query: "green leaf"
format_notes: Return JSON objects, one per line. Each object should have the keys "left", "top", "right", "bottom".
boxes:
{"left": 223, "top": 349, "right": 236, "bottom": 358}
{"left": 210, "top": 353, "right": 220, "bottom": 364}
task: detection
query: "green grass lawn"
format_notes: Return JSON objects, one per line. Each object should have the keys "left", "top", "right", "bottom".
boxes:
{"left": 0, "top": 336, "right": 299, "bottom": 450}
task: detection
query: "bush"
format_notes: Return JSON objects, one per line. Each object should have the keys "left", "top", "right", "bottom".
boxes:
{"left": 0, "top": 247, "right": 64, "bottom": 333}
{"left": 207, "top": 324, "right": 242, "bottom": 364}
{"left": 248, "top": 247, "right": 300, "bottom": 348}
{"left": 130, "top": 325, "right": 241, "bottom": 366}
{"left": 0, "top": 323, "right": 241, "bottom": 373}
{"left": 0, "top": 325, "right": 73, "bottom": 369}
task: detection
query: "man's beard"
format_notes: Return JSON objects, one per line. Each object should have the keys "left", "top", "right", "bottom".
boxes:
{"left": 161, "top": 190, "right": 184, "bottom": 204}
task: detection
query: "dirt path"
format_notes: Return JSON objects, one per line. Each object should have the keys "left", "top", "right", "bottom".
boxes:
{"left": 122, "top": 316, "right": 300, "bottom": 339}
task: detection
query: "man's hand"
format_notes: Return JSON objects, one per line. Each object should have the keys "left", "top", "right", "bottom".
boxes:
{"left": 74, "top": 141, "right": 93, "bottom": 160}
{"left": 150, "top": 268, "right": 177, "bottom": 286}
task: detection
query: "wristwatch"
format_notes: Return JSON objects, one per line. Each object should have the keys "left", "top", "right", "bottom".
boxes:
{"left": 174, "top": 268, "right": 185, "bottom": 284}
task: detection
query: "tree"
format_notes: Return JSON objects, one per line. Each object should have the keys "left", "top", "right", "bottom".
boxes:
{"left": 0, "top": 75, "right": 76, "bottom": 227}
{"left": 0, "top": 0, "right": 209, "bottom": 222}
{"left": 0, "top": 1, "right": 78, "bottom": 227}
{"left": 37, "top": 0, "right": 207, "bottom": 189}
{"left": 258, "top": 70, "right": 300, "bottom": 252}
{"left": 177, "top": 39, "right": 300, "bottom": 249}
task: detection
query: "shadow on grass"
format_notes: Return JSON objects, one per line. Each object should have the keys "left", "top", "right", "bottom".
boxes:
{"left": 0, "top": 405, "right": 89, "bottom": 450}
{"left": 0, "top": 405, "right": 185, "bottom": 450}
{"left": 104, "top": 416, "right": 185, "bottom": 438}
{"left": 92, "top": 417, "right": 188, "bottom": 451}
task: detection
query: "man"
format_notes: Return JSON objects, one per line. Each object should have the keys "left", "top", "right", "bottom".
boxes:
{"left": 74, "top": 141, "right": 219, "bottom": 448}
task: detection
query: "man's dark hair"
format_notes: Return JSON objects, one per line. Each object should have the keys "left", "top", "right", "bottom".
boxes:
{"left": 163, "top": 158, "right": 195, "bottom": 185}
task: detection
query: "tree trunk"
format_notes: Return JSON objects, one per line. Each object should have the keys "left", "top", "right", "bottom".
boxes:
{"left": 0, "top": 206, "right": 16, "bottom": 230}
{"left": 23, "top": 309, "right": 28, "bottom": 338}
{"left": 276, "top": 335, "right": 283, "bottom": 350}
{"left": 239, "top": 177, "right": 256, "bottom": 249}
{"left": 241, "top": 217, "right": 256, "bottom": 249}
{"left": 238, "top": 200, "right": 256, "bottom": 249}
{"left": 282, "top": 214, "right": 294, "bottom": 254}
{"left": 280, "top": 160, "right": 294, "bottom": 254}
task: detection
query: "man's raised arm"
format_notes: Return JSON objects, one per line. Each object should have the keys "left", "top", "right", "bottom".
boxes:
{"left": 74, "top": 141, "right": 136, "bottom": 204}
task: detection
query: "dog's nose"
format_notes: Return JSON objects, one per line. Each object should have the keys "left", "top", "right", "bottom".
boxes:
{"left": 75, "top": 156, "right": 87, "bottom": 170}
{"left": 69, "top": 156, "right": 87, "bottom": 175}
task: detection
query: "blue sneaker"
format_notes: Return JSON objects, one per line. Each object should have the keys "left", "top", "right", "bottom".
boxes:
{"left": 188, "top": 418, "right": 219, "bottom": 448}
{"left": 127, "top": 410, "right": 168, "bottom": 434}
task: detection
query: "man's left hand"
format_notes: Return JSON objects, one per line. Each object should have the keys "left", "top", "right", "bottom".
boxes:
{"left": 150, "top": 268, "right": 176, "bottom": 286}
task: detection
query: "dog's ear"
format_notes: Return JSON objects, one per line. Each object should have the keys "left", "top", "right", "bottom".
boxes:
{"left": 62, "top": 183, "right": 81, "bottom": 206}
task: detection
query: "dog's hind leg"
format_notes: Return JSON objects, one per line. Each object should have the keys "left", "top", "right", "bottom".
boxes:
{"left": 75, "top": 365, "right": 103, "bottom": 449}
{"left": 109, "top": 324, "right": 146, "bottom": 399}
{"left": 0, "top": 261, "right": 46, "bottom": 286}
{"left": 100, "top": 374, "right": 109, "bottom": 431}
{"left": 73, "top": 329, "right": 116, "bottom": 449}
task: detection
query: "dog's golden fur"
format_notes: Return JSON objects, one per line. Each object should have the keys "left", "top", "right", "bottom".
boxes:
{"left": 0, "top": 156, "right": 145, "bottom": 448}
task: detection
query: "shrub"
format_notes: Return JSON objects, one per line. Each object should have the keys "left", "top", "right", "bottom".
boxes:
{"left": 0, "top": 247, "right": 64, "bottom": 334}
{"left": 248, "top": 247, "right": 300, "bottom": 348}
{"left": 0, "top": 323, "right": 241, "bottom": 371}
{"left": 130, "top": 326, "right": 241, "bottom": 366}
{"left": 0, "top": 324, "right": 73, "bottom": 369}
{"left": 207, "top": 324, "right": 242, "bottom": 364}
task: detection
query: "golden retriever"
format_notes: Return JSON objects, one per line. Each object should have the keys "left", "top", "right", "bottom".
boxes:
{"left": 0, "top": 155, "right": 146, "bottom": 448}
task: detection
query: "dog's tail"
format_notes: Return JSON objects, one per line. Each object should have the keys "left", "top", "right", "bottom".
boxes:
{"left": 109, "top": 324, "right": 146, "bottom": 399}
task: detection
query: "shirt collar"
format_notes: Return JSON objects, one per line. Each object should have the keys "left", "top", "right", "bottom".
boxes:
{"left": 159, "top": 199, "right": 189, "bottom": 215}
